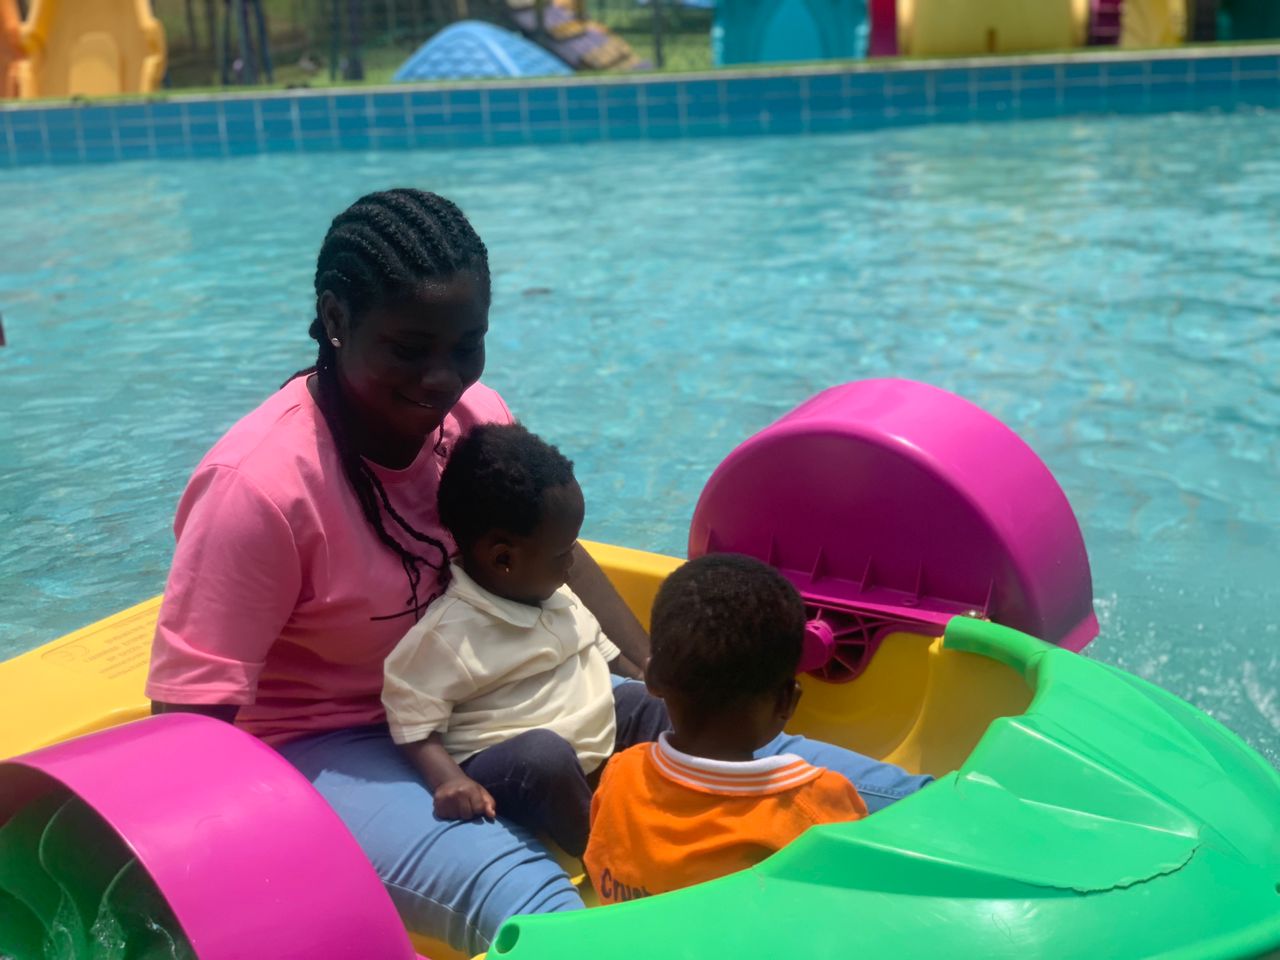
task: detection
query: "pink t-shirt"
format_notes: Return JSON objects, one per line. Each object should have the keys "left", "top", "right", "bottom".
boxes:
{"left": 146, "top": 374, "right": 514, "bottom": 744}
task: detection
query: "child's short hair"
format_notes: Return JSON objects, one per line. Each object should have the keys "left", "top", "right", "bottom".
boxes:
{"left": 648, "top": 554, "right": 806, "bottom": 710}
{"left": 438, "top": 423, "right": 576, "bottom": 548}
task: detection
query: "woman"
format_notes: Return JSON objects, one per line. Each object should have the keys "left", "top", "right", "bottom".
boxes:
{"left": 147, "top": 188, "right": 930, "bottom": 956}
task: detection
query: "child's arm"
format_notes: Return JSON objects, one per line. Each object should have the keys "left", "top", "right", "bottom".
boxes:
{"left": 608, "top": 654, "right": 644, "bottom": 680}
{"left": 400, "top": 734, "right": 497, "bottom": 821}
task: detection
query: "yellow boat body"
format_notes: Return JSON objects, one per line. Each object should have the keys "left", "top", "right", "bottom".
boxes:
{"left": 0, "top": 539, "right": 1032, "bottom": 960}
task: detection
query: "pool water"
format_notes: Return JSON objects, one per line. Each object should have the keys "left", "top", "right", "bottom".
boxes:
{"left": 1, "top": 110, "right": 1277, "bottom": 765}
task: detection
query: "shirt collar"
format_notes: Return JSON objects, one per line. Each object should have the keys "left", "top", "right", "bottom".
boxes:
{"left": 447, "top": 564, "right": 574, "bottom": 628}
{"left": 649, "top": 732, "right": 824, "bottom": 796}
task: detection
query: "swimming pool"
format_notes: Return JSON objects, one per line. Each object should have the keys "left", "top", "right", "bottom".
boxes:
{"left": 1, "top": 108, "right": 1277, "bottom": 765}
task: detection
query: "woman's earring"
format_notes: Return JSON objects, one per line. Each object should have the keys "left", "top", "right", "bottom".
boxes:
{"left": 330, "top": 337, "right": 342, "bottom": 348}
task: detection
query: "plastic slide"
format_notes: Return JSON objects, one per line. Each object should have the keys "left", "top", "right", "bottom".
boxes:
{"left": 899, "top": 0, "right": 1089, "bottom": 56}
{"left": 1120, "top": 0, "right": 1187, "bottom": 46}
{"left": 394, "top": 20, "right": 571, "bottom": 81}
{"left": 1, "top": 0, "right": 21, "bottom": 97}
{"left": 713, "top": 0, "right": 867, "bottom": 66}
{"left": 13, "top": 0, "right": 165, "bottom": 99}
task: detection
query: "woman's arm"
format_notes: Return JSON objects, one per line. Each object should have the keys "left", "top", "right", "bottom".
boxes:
{"left": 151, "top": 701, "right": 240, "bottom": 723}
{"left": 568, "top": 543, "right": 650, "bottom": 667}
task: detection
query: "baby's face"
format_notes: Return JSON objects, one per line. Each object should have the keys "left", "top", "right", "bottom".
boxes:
{"left": 496, "top": 481, "right": 584, "bottom": 606}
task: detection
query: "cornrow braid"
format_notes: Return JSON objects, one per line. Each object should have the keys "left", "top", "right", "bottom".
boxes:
{"left": 287, "top": 188, "right": 491, "bottom": 620}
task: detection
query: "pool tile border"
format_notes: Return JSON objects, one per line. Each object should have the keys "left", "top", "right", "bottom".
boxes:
{"left": 1, "top": 45, "right": 1277, "bottom": 167}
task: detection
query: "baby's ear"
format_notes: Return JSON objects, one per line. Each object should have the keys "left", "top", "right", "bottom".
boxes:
{"left": 642, "top": 657, "right": 664, "bottom": 697}
{"left": 776, "top": 679, "right": 803, "bottom": 720}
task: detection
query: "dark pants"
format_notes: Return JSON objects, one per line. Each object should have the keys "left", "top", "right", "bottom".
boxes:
{"left": 459, "top": 680, "right": 670, "bottom": 857}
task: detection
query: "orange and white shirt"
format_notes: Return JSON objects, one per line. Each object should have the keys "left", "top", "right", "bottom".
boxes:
{"left": 584, "top": 733, "right": 867, "bottom": 904}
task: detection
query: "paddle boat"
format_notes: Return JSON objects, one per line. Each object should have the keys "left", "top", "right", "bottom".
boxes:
{"left": 1, "top": 379, "right": 1276, "bottom": 960}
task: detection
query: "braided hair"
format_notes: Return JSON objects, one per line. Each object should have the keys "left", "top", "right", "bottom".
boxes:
{"left": 289, "top": 188, "right": 491, "bottom": 620}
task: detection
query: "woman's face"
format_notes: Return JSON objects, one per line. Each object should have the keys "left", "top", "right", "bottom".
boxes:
{"left": 322, "top": 275, "right": 488, "bottom": 464}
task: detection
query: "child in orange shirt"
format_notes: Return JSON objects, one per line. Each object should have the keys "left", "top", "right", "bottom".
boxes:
{"left": 584, "top": 553, "right": 867, "bottom": 903}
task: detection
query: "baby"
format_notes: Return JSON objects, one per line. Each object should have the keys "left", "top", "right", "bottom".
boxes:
{"left": 382, "top": 423, "right": 657, "bottom": 856}
{"left": 585, "top": 553, "right": 867, "bottom": 902}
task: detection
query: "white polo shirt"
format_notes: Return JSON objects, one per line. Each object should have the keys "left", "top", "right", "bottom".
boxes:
{"left": 382, "top": 565, "right": 620, "bottom": 773}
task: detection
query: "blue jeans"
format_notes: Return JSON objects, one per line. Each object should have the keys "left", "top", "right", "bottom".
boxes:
{"left": 276, "top": 681, "right": 932, "bottom": 956}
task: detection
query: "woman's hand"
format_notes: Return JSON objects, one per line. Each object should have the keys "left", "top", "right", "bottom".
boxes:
{"left": 433, "top": 776, "right": 497, "bottom": 821}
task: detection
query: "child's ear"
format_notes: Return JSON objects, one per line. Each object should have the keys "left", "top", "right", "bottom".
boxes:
{"left": 484, "top": 538, "right": 515, "bottom": 573}
{"left": 776, "top": 680, "right": 803, "bottom": 722}
{"left": 642, "top": 657, "right": 665, "bottom": 698}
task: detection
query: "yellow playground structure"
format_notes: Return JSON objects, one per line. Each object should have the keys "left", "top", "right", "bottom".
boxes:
{"left": 8, "top": 0, "right": 165, "bottom": 99}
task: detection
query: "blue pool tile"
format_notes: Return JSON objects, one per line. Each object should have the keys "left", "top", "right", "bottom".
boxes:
{"left": 1018, "top": 64, "right": 1058, "bottom": 87}
{"left": 6, "top": 108, "right": 44, "bottom": 129}
{"left": 335, "top": 112, "right": 370, "bottom": 133}
{"left": 1063, "top": 62, "right": 1103, "bottom": 85}
{"left": 725, "top": 93, "right": 764, "bottom": 118}
{"left": 1062, "top": 88, "right": 1108, "bottom": 114}
{"left": 975, "top": 86, "right": 1016, "bottom": 110}
{"left": 449, "top": 106, "right": 484, "bottom": 127}
{"left": 644, "top": 100, "right": 679, "bottom": 124}
{"left": 525, "top": 85, "right": 561, "bottom": 106}
{"left": 226, "top": 137, "right": 260, "bottom": 156}
{"left": 644, "top": 121, "right": 683, "bottom": 140}
{"left": 489, "top": 126, "right": 527, "bottom": 147}
{"left": 1237, "top": 53, "right": 1279, "bottom": 76}
{"left": 43, "top": 107, "right": 77, "bottom": 130}
{"left": 296, "top": 95, "right": 331, "bottom": 117}
{"left": 299, "top": 133, "right": 339, "bottom": 153}
{"left": 221, "top": 99, "right": 256, "bottom": 121}
{"left": 331, "top": 93, "right": 366, "bottom": 116}
{"left": 114, "top": 104, "right": 150, "bottom": 125}
{"left": 152, "top": 135, "right": 187, "bottom": 159}
{"left": 1104, "top": 60, "right": 1146, "bottom": 83}
{"left": 184, "top": 99, "right": 220, "bottom": 122}
{"left": 933, "top": 67, "right": 971, "bottom": 91}
{"left": 409, "top": 89, "right": 447, "bottom": 114}
{"left": 759, "top": 75, "right": 803, "bottom": 99}
{"left": 564, "top": 84, "right": 599, "bottom": 104}
{"left": 564, "top": 104, "right": 600, "bottom": 125}
{"left": 682, "top": 117, "right": 726, "bottom": 138}
{"left": 188, "top": 137, "right": 226, "bottom": 158}
{"left": 187, "top": 120, "right": 221, "bottom": 142}
{"left": 373, "top": 131, "right": 412, "bottom": 150}
{"left": 261, "top": 135, "right": 299, "bottom": 154}
{"left": 809, "top": 111, "right": 854, "bottom": 134}
{"left": 641, "top": 81, "right": 680, "bottom": 103}
{"left": 682, "top": 79, "right": 719, "bottom": 102}
{"left": 151, "top": 101, "right": 184, "bottom": 122}
{"left": 297, "top": 112, "right": 332, "bottom": 133}
{"left": 119, "top": 139, "right": 153, "bottom": 161}
{"left": 487, "top": 87, "right": 522, "bottom": 110}
{"left": 262, "top": 116, "right": 295, "bottom": 138}
{"left": 934, "top": 85, "right": 971, "bottom": 108}
{"left": 606, "top": 103, "right": 641, "bottom": 127}
{"left": 559, "top": 123, "right": 604, "bottom": 144}
{"left": 449, "top": 89, "right": 483, "bottom": 108}
{"left": 846, "top": 71, "right": 884, "bottom": 94}
{"left": 808, "top": 73, "right": 842, "bottom": 97}
{"left": 973, "top": 66, "right": 1014, "bottom": 87}
{"left": 527, "top": 122, "right": 565, "bottom": 145}
{"left": 528, "top": 104, "right": 561, "bottom": 124}
{"left": 764, "top": 111, "right": 805, "bottom": 134}
{"left": 1106, "top": 88, "right": 1151, "bottom": 114}
{"left": 337, "top": 132, "right": 372, "bottom": 151}
{"left": 685, "top": 97, "right": 721, "bottom": 120}
{"left": 371, "top": 92, "right": 404, "bottom": 112}
{"left": 1195, "top": 56, "right": 1235, "bottom": 77}
{"left": 1018, "top": 81, "right": 1059, "bottom": 103}
{"left": 372, "top": 108, "right": 409, "bottom": 129}
{"left": 1148, "top": 58, "right": 1191, "bottom": 82}
{"left": 259, "top": 97, "right": 293, "bottom": 118}
{"left": 604, "top": 84, "right": 641, "bottom": 108}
